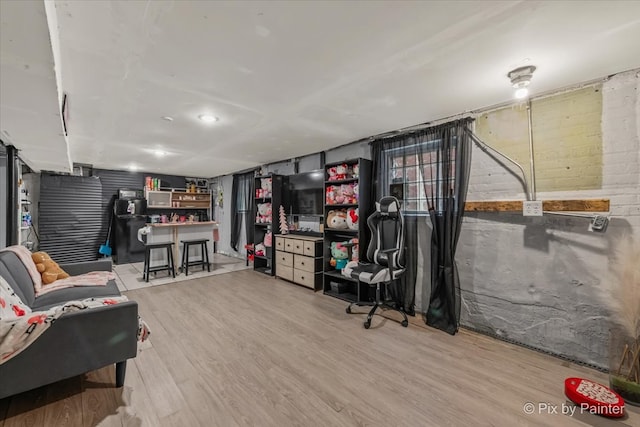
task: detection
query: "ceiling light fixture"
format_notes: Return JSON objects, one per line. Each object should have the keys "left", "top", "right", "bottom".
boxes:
{"left": 154, "top": 150, "right": 167, "bottom": 157}
{"left": 198, "top": 114, "right": 219, "bottom": 123}
{"left": 161, "top": 116, "right": 174, "bottom": 122}
{"left": 508, "top": 65, "right": 536, "bottom": 99}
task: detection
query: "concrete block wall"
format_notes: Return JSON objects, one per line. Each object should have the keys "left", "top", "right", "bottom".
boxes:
{"left": 457, "top": 69, "right": 639, "bottom": 368}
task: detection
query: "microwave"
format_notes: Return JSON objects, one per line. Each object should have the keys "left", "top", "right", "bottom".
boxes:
{"left": 118, "top": 188, "right": 144, "bottom": 200}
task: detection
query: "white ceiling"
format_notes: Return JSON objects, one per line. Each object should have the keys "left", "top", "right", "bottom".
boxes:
{"left": 2, "top": 1, "right": 640, "bottom": 177}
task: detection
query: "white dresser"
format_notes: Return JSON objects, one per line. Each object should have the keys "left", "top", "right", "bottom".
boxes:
{"left": 275, "top": 234, "right": 323, "bottom": 290}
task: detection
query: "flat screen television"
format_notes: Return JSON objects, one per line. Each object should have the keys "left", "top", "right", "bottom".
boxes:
{"left": 285, "top": 170, "right": 324, "bottom": 215}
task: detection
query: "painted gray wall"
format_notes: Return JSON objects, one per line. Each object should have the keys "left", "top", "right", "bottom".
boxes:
{"left": 453, "top": 70, "right": 640, "bottom": 369}
{"left": 298, "top": 153, "right": 322, "bottom": 172}
{"left": 325, "top": 140, "right": 370, "bottom": 163}
{"left": 263, "top": 160, "right": 296, "bottom": 176}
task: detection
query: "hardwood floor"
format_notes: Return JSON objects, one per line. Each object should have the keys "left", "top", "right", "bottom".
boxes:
{"left": 1, "top": 269, "right": 638, "bottom": 427}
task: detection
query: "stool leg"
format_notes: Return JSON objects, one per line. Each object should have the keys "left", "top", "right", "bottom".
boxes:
{"left": 144, "top": 248, "right": 150, "bottom": 282}
{"left": 204, "top": 241, "right": 210, "bottom": 272}
{"left": 185, "top": 244, "right": 190, "bottom": 276}
{"left": 180, "top": 243, "right": 186, "bottom": 275}
{"left": 168, "top": 245, "right": 175, "bottom": 278}
{"left": 201, "top": 242, "right": 205, "bottom": 271}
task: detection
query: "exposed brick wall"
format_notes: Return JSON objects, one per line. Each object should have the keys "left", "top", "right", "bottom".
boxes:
{"left": 456, "top": 69, "right": 639, "bottom": 368}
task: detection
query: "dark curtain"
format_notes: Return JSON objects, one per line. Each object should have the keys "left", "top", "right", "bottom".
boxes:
{"left": 370, "top": 118, "right": 473, "bottom": 333}
{"left": 230, "top": 172, "right": 254, "bottom": 252}
{"left": 420, "top": 119, "right": 473, "bottom": 334}
{"left": 370, "top": 138, "right": 418, "bottom": 315}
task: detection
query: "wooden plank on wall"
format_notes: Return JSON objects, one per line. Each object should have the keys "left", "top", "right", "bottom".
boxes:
{"left": 464, "top": 199, "right": 610, "bottom": 212}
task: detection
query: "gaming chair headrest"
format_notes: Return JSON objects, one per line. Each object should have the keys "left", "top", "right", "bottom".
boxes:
{"left": 375, "top": 196, "right": 401, "bottom": 218}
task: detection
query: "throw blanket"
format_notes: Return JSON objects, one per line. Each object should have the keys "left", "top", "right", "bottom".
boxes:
{"left": 1, "top": 246, "right": 42, "bottom": 290}
{"left": 0, "top": 276, "right": 150, "bottom": 364}
{"left": 37, "top": 271, "right": 115, "bottom": 296}
{"left": 0, "top": 245, "right": 113, "bottom": 296}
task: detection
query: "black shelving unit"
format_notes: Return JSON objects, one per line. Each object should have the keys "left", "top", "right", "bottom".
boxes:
{"left": 253, "top": 174, "right": 283, "bottom": 276}
{"left": 322, "top": 158, "right": 373, "bottom": 303}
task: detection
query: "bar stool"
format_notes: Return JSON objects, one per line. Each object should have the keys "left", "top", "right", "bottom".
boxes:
{"left": 143, "top": 242, "right": 175, "bottom": 282}
{"left": 180, "top": 239, "right": 211, "bottom": 276}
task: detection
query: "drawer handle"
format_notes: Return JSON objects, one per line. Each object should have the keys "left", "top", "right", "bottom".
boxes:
{"left": 296, "top": 245, "right": 300, "bottom": 249}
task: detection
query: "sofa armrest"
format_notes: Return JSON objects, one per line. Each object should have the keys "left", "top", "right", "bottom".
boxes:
{"left": 0, "top": 300, "right": 138, "bottom": 399}
{"left": 60, "top": 259, "right": 113, "bottom": 276}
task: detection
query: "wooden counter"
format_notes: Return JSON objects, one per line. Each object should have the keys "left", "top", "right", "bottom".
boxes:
{"left": 145, "top": 221, "right": 218, "bottom": 269}
{"left": 149, "top": 221, "right": 218, "bottom": 228}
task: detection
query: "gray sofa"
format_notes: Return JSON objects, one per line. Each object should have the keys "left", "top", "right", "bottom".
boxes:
{"left": 0, "top": 250, "right": 138, "bottom": 399}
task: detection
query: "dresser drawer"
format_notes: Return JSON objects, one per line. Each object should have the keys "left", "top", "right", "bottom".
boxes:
{"left": 283, "top": 238, "right": 294, "bottom": 252}
{"left": 276, "top": 250, "right": 293, "bottom": 267}
{"left": 294, "top": 254, "right": 322, "bottom": 273}
{"left": 303, "top": 240, "right": 320, "bottom": 257}
{"left": 293, "top": 269, "right": 318, "bottom": 289}
{"left": 278, "top": 265, "right": 294, "bottom": 282}
{"left": 290, "top": 239, "right": 305, "bottom": 255}
{"left": 275, "top": 237, "right": 285, "bottom": 251}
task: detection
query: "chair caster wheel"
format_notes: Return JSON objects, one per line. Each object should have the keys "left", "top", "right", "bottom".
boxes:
{"left": 401, "top": 320, "right": 408, "bottom": 327}
{"left": 346, "top": 306, "right": 351, "bottom": 314}
{"left": 364, "top": 321, "right": 370, "bottom": 329}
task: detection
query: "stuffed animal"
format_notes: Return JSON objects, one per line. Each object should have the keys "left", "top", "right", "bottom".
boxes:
{"left": 334, "top": 186, "right": 346, "bottom": 204}
{"left": 326, "top": 210, "right": 348, "bottom": 229}
{"left": 349, "top": 238, "right": 359, "bottom": 262}
{"left": 256, "top": 203, "right": 272, "bottom": 223}
{"left": 330, "top": 242, "right": 349, "bottom": 270}
{"left": 351, "top": 164, "right": 359, "bottom": 178}
{"left": 325, "top": 185, "right": 337, "bottom": 205}
{"left": 347, "top": 208, "right": 359, "bottom": 230}
{"left": 334, "top": 164, "right": 348, "bottom": 180}
{"left": 327, "top": 166, "right": 338, "bottom": 181}
{"left": 341, "top": 184, "right": 356, "bottom": 204}
{"left": 261, "top": 178, "right": 272, "bottom": 198}
{"left": 31, "top": 251, "right": 69, "bottom": 285}
{"left": 255, "top": 243, "right": 266, "bottom": 257}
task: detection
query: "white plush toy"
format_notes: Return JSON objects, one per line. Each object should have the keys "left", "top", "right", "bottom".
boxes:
{"left": 346, "top": 208, "right": 359, "bottom": 230}
{"left": 326, "top": 210, "right": 348, "bottom": 229}
{"left": 261, "top": 178, "right": 272, "bottom": 197}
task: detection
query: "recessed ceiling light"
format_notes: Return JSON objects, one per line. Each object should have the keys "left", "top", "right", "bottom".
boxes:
{"left": 161, "top": 116, "right": 174, "bottom": 122}
{"left": 198, "top": 114, "right": 219, "bottom": 123}
{"left": 154, "top": 150, "right": 167, "bottom": 157}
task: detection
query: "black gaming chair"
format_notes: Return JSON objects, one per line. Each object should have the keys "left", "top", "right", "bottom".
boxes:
{"left": 342, "top": 196, "right": 408, "bottom": 329}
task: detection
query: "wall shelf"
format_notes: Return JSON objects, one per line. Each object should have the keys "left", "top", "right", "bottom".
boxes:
{"left": 464, "top": 199, "right": 610, "bottom": 213}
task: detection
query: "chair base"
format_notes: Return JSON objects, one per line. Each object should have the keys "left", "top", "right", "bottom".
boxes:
{"left": 346, "top": 282, "right": 408, "bottom": 329}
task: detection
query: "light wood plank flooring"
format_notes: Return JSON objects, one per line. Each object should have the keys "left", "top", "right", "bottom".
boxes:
{"left": 1, "top": 269, "right": 638, "bottom": 427}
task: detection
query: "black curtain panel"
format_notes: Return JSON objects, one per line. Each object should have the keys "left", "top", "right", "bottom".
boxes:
{"left": 244, "top": 174, "right": 255, "bottom": 250}
{"left": 230, "top": 172, "right": 254, "bottom": 252}
{"left": 370, "top": 118, "right": 474, "bottom": 332}
{"left": 419, "top": 119, "right": 473, "bottom": 334}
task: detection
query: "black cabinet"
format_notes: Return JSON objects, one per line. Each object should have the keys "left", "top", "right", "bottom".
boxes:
{"left": 322, "top": 158, "right": 373, "bottom": 302}
{"left": 253, "top": 174, "right": 283, "bottom": 275}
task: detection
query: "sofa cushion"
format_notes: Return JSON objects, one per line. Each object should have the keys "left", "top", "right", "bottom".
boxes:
{"left": 0, "top": 252, "right": 36, "bottom": 307}
{"left": 31, "top": 280, "right": 122, "bottom": 311}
